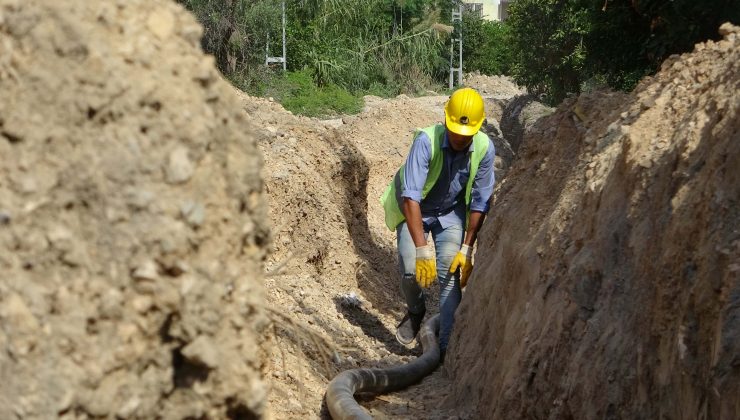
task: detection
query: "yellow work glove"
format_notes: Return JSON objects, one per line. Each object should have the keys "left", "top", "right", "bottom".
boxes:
{"left": 449, "top": 244, "right": 473, "bottom": 288}
{"left": 415, "top": 245, "right": 437, "bottom": 288}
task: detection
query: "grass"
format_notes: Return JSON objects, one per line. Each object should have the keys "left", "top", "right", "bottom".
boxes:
{"left": 263, "top": 69, "right": 363, "bottom": 118}
{"left": 229, "top": 67, "right": 451, "bottom": 118}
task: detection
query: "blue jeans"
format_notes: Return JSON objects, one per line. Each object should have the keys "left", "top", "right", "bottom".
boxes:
{"left": 397, "top": 220, "right": 464, "bottom": 352}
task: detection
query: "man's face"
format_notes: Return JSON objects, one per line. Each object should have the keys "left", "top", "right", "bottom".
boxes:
{"left": 448, "top": 129, "right": 474, "bottom": 152}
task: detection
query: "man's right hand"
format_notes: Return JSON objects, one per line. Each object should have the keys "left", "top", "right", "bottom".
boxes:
{"left": 415, "top": 245, "right": 437, "bottom": 288}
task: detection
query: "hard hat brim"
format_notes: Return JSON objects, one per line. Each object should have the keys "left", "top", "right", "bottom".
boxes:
{"left": 445, "top": 113, "right": 483, "bottom": 137}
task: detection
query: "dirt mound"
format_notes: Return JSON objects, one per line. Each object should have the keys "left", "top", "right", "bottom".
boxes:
{"left": 464, "top": 72, "right": 524, "bottom": 99}
{"left": 0, "top": 1, "right": 268, "bottom": 418}
{"left": 244, "top": 93, "right": 447, "bottom": 417}
{"left": 500, "top": 94, "right": 554, "bottom": 153}
{"left": 247, "top": 79, "right": 533, "bottom": 417}
{"left": 449, "top": 24, "right": 739, "bottom": 419}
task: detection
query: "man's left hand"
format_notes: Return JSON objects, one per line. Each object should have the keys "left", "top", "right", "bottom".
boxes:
{"left": 449, "top": 244, "right": 473, "bottom": 288}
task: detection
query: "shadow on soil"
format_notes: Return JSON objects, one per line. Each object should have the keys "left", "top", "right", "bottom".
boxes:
{"left": 321, "top": 133, "right": 407, "bottom": 320}
{"left": 333, "top": 296, "right": 418, "bottom": 357}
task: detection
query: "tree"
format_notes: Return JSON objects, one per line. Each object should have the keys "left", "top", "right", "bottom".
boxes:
{"left": 462, "top": 11, "right": 512, "bottom": 76}
{"left": 507, "top": 0, "right": 740, "bottom": 103}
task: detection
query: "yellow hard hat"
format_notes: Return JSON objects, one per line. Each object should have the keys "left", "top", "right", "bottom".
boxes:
{"left": 444, "top": 87, "right": 485, "bottom": 136}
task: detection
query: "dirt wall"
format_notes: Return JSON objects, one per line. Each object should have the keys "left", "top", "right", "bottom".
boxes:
{"left": 0, "top": 1, "right": 268, "bottom": 418}
{"left": 245, "top": 91, "right": 444, "bottom": 417}
{"left": 449, "top": 24, "right": 739, "bottom": 419}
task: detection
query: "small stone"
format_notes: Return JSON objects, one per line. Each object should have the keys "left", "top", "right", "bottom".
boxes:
{"left": 194, "top": 56, "right": 216, "bottom": 83}
{"left": 156, "top": 283, "right": 180, "bottom": 310}
{"left": 287, "top": 398, "right": 303, "bottom": 411}
{"left": 180, "top": 200, "right": 205, "bottom": 227}
{"left": 61, "top": 243, "right": 86, "bottom": 267}
{"left": 266, "top": 126, "right": 277, "bottom": 135}
{"left": 132, "top": 295, "right": 153, "bottom": 313}
{"left": 132, "top": 260, "right": 159, "bottom": 281}
{"left": 99, "top": 289, "right": 124, "bottom": 319}
{"left": 0, "top": 210, "right": 11, "bottom": 225}
{"left": 322, "top": 118, "right": 343, "bottom": 129}
{"left": 641, "top": 96, "right": 656, "bottom": 108}
{"left": 719, "top": 22, "right": 739, "bottom": 37}
{"left": 493, "top": 155, "right": 505, "bottom": 170}
{"left": 181, "top": 335, "right": 219, "bottom": 369}
{"left": 1, "top": 293, "right": 40, "bottom": 332}
{"left": 165, "top": 147, "right": 194, "bottom": 184}
{"left": 126, "top": 188, "right": 155, "bottom": 210}
{"left": 117, "top": 323, "right": 138, "bottom": 342}
{"left": 47, "top": 225, "right": 73, "bottom": 248}
{"left": 116, "top": 397, "right": 141, "bottom": 418}
{"left": 58, "top": 390, "right": 75, "bottom": 413}
{"left": 167, "top": 260, "right": 189, "bottom": 276}
{"left": 147, "top": 8, "right": 175, "bottom": 40}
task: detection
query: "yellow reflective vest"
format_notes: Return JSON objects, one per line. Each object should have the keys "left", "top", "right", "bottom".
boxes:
{"left": 380, "top": 124, "right": 490, "bottom": 231}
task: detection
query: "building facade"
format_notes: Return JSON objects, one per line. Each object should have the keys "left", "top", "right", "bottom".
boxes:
{"left": 462, "top": 0, "right": 513, "bottom": 22}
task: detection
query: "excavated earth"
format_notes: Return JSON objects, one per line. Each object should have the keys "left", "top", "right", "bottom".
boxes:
{"left": 250, "top": 25, "right": 739, "bottom": 420}
{"left": 450, "top": 24, "right": 740, "bottom": 420}
{"left": 2, "top": 1, "right": 738, "bottom": 419}
{"left": 239, "top": 73, "right": 527, "bottom": 418}
{"left": 1, "top": 1, "right": 268, "bottom": 418}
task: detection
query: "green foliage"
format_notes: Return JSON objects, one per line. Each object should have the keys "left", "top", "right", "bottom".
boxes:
{"left": 507, "top": 0, "right": 740, "bottom": 104}
{"left": 462, "top": 12, "right": 512, "bottom": 75}
{"left": 287, "top": 0, "right": 449, "bottom": 94}
{"left": 507, "top": 0, "right": 590, "bottom": 102}
{"left": 177, "top": 0, "right": 462, "bottom": 115}
{"left": 177, "top": 0, "right": 281, "bottom": 90}
{"left": 263, "top": 69, "right": 362, "bottom": 117}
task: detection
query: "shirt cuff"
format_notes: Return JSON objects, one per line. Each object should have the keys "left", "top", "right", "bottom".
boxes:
{"left": 401, "top": 190, "right": 422, "bottom": 202}
{"left": 469, "top": 202, "right": 490, "bottom": 213}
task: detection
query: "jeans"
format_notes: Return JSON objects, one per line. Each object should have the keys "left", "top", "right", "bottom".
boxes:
{"left": 397, "top": 220, "right": 464, "bottom": 352}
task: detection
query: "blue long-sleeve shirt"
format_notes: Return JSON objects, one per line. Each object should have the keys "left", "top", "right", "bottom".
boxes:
{"left": 401, "top": 130, "right": 496, "bottom": 229}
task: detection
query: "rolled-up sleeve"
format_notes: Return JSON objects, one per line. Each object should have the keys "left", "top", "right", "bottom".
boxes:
{"left": 469, "top": 139, "right": 496, "bottom": 213}
{"left": 400, "top": 132, "right": 432, "bottom": 203}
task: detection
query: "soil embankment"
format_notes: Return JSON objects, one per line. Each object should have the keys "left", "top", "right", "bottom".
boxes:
{"left": 244, "top": 78, "right": 525, "bottom": 417}
{"left": 4, "top": 1, "right": 736, "bottom": 418}
{"left": 449, "top": 24, "right": 740, "bottom": 419}
{"left": 0, "top": 1, "right": 268, "bottom": 418}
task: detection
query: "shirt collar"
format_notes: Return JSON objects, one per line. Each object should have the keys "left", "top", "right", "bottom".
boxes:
{"left": 442, "top": 130, "right": 475, "bottom": 153}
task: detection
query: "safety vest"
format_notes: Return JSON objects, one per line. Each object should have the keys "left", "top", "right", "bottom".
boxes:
{"left": 380, "top": 124, "right": 490, "bottom": 231}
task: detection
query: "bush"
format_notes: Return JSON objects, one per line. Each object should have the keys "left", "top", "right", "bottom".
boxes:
{"left": 287, "top": 0, "right": 449, "bottom": 94}
{"left": 264, "top": 70, "right": 362, "bottom": 117}
{"left": 178, "top": 0, "right": 452, "bottom": 98}
{"left": 507, "top": 0, "right": 590, "bottom": 103}
{"left": 462, "top": 13, "right": 512, "bottom": 75}
{"left": 507, "top": 0, "right": 740, "bottom": 104}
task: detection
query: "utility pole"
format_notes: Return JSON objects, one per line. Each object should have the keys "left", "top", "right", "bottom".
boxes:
{"left": 449, "top": 1, "right": 463, "bottom": 89}
{"left": 265, "top": 0, "right": 286, "bottom": 71}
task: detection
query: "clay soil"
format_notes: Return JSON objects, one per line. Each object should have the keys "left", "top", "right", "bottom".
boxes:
{"left": 249, "top": 26, "right": 739, "bottom": 419}
{"left": 2, "top": 1, "right": 737, "bottom": 419}
{"left": 240, "top": 74, "right": 525, "bottom": 418}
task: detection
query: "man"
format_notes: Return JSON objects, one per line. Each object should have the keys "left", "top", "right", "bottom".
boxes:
{"left": 380, "top": 87, "right": 495, "bottom": 359}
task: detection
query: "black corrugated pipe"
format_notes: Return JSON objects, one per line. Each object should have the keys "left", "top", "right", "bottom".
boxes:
{"left": 325, "top": 314, "right": 440, "bottom": 420}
